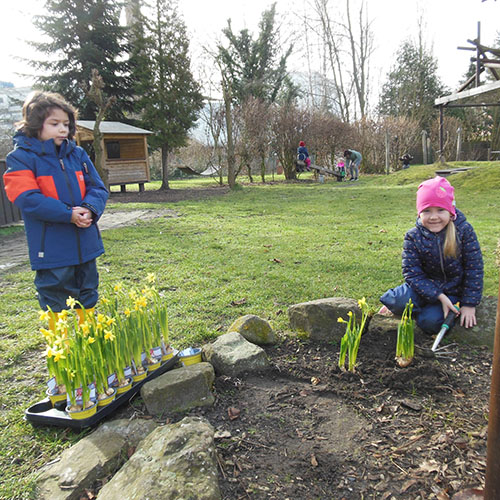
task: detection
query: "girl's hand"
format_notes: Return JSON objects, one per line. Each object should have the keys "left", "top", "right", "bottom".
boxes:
{"left": 460, "top": 306, "right": 477, "bottom": 328}
{"left": 437, "top": 293, "right": 459, "bottom": 320}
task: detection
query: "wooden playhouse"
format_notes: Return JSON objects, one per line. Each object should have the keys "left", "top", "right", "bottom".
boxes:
{"left": 76, "top": 121, "right": 153, "bottom": 192}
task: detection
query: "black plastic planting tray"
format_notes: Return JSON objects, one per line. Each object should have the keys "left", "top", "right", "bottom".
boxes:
{"left": 25, "top": 355, "right": 178, "bottom": 429}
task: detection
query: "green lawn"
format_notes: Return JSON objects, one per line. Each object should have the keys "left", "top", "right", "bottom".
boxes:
{"left": 0, "top": 163, "right": 499, "bottom": 499}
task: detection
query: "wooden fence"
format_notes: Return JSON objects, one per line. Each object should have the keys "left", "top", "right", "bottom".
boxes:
{"left": 0, "top": 159, "right": 22, "bottom": 226}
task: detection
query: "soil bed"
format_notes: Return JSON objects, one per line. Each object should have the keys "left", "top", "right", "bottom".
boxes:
{"left": 186, "top": 327, "right": 491, "bottom": 499}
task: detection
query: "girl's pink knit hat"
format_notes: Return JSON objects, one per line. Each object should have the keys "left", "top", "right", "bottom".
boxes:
{"left": 416, "top": 176, "right": 456, "bottom": 216}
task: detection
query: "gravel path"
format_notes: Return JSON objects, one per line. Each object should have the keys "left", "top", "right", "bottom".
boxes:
{"left": 0, "top": 209, "right": 174, "bottom": 272}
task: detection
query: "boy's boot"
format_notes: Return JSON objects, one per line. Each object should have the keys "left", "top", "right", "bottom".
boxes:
{"left": 76, "top": 307, "right": 95, "bottom": 324}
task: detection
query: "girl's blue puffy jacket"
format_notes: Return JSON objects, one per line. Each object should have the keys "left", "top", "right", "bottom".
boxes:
{"left": 3, "top": 132, "right": 108, "bottom": 270}
{"left": 402, "top": 209, "right": 483, "bottom": 307}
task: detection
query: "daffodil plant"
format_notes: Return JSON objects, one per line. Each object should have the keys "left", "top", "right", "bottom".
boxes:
{"left": 396, "top": 300, "right": 415, "bottom": 367}
{"left": 338, "top": 297, "right": 370, "bottom": 372}
{"left": 40, "top": 276, "right": 171, "bottom": 409}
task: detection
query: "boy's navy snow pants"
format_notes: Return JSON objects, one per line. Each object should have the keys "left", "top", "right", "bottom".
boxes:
{"left": 380, "top": 283, "right": 459, "bottom": 334}
{"left": 35, "top": 259, "right": 99, "bottom": 312}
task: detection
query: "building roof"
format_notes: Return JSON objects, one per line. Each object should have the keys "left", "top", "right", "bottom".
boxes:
{"left": 434, "top": 80, "right": 500, "bottom": 108}
{"left": 77, "top": 121, "right": 153, "bottom": 135}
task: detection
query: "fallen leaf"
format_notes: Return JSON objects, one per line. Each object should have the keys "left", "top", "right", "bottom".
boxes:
{"left": 379, "top": 228, "right": 387, "bottom": 233}
{"left": 214, "top": 430, "right": 232, "bottom": 439}
{"left": 228, "top": 407, "right": 240, "bottom": 420}
{"left": 310, "top": 376, "right": 320, "bottom": 386}
{"left": 272, "top": 258, "right": 282, "bottom": 263}
{"left": 127, "top": 446, "right": 136, "bottom": 458}
{"left": 311, "top": 454, "right": 318, "bottom": 467}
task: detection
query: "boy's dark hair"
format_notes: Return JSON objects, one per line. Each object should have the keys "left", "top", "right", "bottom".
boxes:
{"left": 343, "top": 150, "right": 351, "bottom": 158}
{"left": 17, "top": 91, "right": 78, "bottom": 140}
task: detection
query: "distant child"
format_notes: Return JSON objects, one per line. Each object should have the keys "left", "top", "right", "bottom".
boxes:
{"left": 343, "top": 149, "right": 362, "bottom": 181}
{"left": 400, "top": 153, "right": 413, "bottom": 169}
{"left": 297, "top": 141, "right": 311, "bottom": 171}
{"left": 379, "top": 176, "right": 483, "bottom": 334}
{"left": 3, "top": 91, "right": 108, "bottom": 319}
{"left": 336, "top": 159, "right": 346, "bottom": 178}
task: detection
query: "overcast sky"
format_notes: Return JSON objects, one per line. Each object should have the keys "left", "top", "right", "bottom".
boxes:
{"left": 1, "top": 0, "right": 499, "bottom": 100}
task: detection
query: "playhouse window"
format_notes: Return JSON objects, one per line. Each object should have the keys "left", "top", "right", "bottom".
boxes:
{"left": 106, "top": 141, "right": 120, "bottom": 159}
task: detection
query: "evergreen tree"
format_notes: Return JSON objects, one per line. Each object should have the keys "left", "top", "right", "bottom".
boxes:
{"left": 377, "top": 38, "right": 446, "bottom": 131}
{"left": 217, "top": 3, "right": 293, "bottom": 105}
{"left": 30, "top": 0, "right": 133, "bottom": 120}
{"left": 132, "top": 0, "right": 203, "bottom": 190}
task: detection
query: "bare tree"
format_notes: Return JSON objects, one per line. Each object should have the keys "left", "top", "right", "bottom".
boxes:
{"left": 311, "top": 0, "right": 373, "bottom": 121}
{"left": 85, "top": 69, "right": 116, "bottom": 190}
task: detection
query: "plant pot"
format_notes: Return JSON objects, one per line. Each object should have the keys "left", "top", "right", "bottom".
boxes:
{"left": 97, "top": 388, "right": 116, "bottom": 408}
{"left": 66, "top": 401, "right": 97, "bottom": 420}
{"left": 178, "top": 347, "right": 202, "bottom": 366}
{"left": 145, "top": 358, "right": 161, "bottom": 373}
{"left": 115, "top": 377, "right": 133, "bottom": 395}
{"left": 131, "top": 368, "right": 148, "bottom": 383}
{"left": 46, "top": 388, "right": 67, "bottom": 407}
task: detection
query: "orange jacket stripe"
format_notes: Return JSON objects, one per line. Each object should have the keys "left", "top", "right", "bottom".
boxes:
{"left": 36, "top": 175, "right": 59, "bottom": 199}
{"left": 3, "top": 170, "right": 39, "bottom": 203}
{"left": 75, "top": 171, "right": 86, "bottom": 199}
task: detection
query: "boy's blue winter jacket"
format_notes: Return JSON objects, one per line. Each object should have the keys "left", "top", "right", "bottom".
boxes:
{"left": 402, "top": 209, "right": 483, "bottom": 307}
{"left": 3, "top": 132, "right": 108, "bottom": 270}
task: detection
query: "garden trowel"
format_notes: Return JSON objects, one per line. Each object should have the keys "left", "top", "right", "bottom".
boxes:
{"left": 431, "top": 303, "right": 460, "bottom": 352}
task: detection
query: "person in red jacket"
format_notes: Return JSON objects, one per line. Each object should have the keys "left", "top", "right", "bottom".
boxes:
{"left": 3, "top": 91, "right": 108, "bottom": 320}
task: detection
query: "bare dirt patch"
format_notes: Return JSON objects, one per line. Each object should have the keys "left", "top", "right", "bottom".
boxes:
{"left": 183, "top": 328, "right": 490, "bottom": 499}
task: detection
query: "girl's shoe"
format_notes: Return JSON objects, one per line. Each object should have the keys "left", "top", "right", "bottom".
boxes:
{"left": 378, "top": 305, "right": 393, "bottom": 316}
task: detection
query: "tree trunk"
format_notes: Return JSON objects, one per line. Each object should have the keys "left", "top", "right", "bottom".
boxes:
{"left": 93, "top": 123, "right": 109, "bottom": 190}
{"left": 247, "top": 164, "right": 253, "bottom": 183}
{"left": 222, "top": 79, "right": 236, "bottom": 188}
{"left": 160, "top": 144, "right": 170, "bottom": 190}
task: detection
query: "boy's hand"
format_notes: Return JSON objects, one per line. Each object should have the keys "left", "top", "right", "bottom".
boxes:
{"left": 71, "top": 206, "right": 92, "bottom": 228}
{"left": 460, "top": 306, "right": 477, "bottom": 328}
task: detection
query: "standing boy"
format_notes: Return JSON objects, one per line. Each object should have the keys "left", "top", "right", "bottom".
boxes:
{"left": 3, "top": 91, "right": 108, "bottom": 318}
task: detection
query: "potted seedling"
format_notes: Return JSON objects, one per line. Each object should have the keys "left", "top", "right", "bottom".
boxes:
{"left": 395, "top": 300, "right": 415, "bottom": 367}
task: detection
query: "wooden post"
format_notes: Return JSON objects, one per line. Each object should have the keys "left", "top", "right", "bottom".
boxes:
{"left": 385, "top": 130, "right": 390, "bottom": 174}
{"left": 439, "top": 106, "right": 445, "bottom": 164}
{"left": 484, "top": 266, "right": 500, "bottom": 499}
{"left": 456, "top": 127, "right": 462, "bottom": 161}
{"left": 422, "top": 130, "right": 428, "bottom": 165}
{"left": 476, "top": 22, "right": 481, "bottom": 87}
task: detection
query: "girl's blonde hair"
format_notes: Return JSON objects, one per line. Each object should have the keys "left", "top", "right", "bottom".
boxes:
{"left": 443, "top": 220, "right": 458, "bottom": 258}
{"left": 17, "top": 91, "right": 78, "bottom": 139}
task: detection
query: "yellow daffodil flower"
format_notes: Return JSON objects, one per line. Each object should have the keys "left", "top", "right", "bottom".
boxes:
{"left": 97, "top": 313, "right": 106, "bottom": 323}
{"left": 124, "top": 308, "right": 131, "bottom": 317}
{"left": 58, "top": 309, "right": 69, "bottom": 320}
{"left": 358, "top": 297, "right": 367, "bottom": 309}
{"left": 337, "top": 317, "right": 346, "bottom": 323}
{"left": 88, "top": 336, "right": 96, "bottom": 344}
{"left": 100, "top": 297, "right": 110, "bottom": 305}
{"left": 66, "top": 296, "right": 77, "bottom": 309}
{"left": 40, "top": 327, "right": 53, "bottom": 339}
{"left": 53, "top": 349, "right": 66, "bottom": 362}
{"left": 147, "top": 273, "right": 156, "bottom": 283}
{"left": 113, "top": 282, "right": 123, "bottom": 292}
{"left": 106, "top": 317, "right": 116, "bottom": 326}
{"left": 39, "top": 310, "right": 50, "bottom": 322}
{"left": 80, "top": 322, "right": 90, "bottom": 335}
{"left": 44, "top": 346, "right": 54, "bottom": 358}
{"left": 104, "top": 330, "right": 116, "bottom": 341}
{"left": 347, "top": 311, "right": 353, "bottom": 317}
